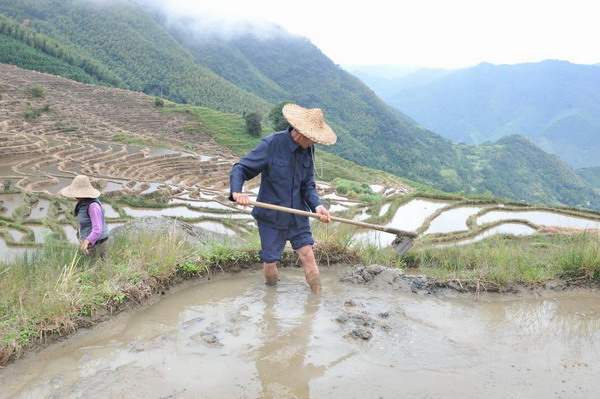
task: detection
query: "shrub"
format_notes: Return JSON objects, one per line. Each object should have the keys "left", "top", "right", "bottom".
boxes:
{"left": 268, "top": 101, "right": 293, "bottom": 131}
{"left": 23, "top": 107, "right": 40, "bottom": 121}
{"left": 244, "top": 112, "right": 262, "bottom": 137}
{"left": 25, "top": 86, "right": 45, "bottom": 98}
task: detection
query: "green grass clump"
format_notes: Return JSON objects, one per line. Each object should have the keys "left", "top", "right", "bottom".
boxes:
{"left": 333, "top": 178, "right": 373, "bottom": 196}
{"left": 403, "top": 232, "right": 600, "bottom": 286}
{"left": 112, "top": 133, "right": 146, "bottom": 146}
{"left": 24, "top": 86, "right": 45, "bottom": 98}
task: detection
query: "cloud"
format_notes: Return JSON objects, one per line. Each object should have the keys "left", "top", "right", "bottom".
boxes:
{"left": 77, "top": 0, "right": 291, "bottom": 41}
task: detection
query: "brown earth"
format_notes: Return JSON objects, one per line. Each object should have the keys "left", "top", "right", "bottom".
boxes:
{"left": 0, "top": 63, "right": 237, "bottom": 196}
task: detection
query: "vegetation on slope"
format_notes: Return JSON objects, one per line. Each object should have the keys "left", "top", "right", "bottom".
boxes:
{"left": 0, "top": 0, "right": 270, "bottom": 115}
{"left": 0, "top": 13, "right": 120, "bottom": 85}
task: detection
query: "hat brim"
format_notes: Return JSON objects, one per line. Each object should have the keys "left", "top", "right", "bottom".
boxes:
{"left": 59, "top": 184, "right": 101, "bottom": 198}
{"left": 283, "top": 104, "right": 337, "bottom": 145}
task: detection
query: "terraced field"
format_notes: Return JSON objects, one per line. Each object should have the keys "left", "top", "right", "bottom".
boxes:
{"left": 1, "top": 64, "right": 404, "bottom": 258}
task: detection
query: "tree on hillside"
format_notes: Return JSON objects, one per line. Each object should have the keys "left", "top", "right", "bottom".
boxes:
{"left": 244, "top": 112, "right": 262, "bottom": 137}
{"left": 268, "top": 101, "right": 292, "bottom": 131}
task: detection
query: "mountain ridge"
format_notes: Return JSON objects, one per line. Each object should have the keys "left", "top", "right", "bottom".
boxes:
{"left": 381, "top": 60, "right": 600, "bottom": 168}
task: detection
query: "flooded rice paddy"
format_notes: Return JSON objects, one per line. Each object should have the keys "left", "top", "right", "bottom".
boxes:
{"left": 1, "top": 131, "right": 599, "bottom": 259}
{"left": 388, "top": 199, "right": 451, "bottom": 232}
{"left": 478, "top": 210, "right": 600, "bottom": 230}
{"left": 425, "top": 206, "right": 482, "bottom": 234}
{"left": 1, "top": 269, "right": 599, "bottom": 398}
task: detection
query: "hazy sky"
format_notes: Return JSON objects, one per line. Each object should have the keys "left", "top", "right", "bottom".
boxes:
{"left": 144, "top": 0, "right": 599, "bottom": 69}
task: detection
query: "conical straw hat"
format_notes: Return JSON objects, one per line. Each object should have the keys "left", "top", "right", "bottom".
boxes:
{"left": 59, "top": 175, "right": 101, "bottom": 198}
{"left": 282, "top": 103, "right": 337, "bottom": 145}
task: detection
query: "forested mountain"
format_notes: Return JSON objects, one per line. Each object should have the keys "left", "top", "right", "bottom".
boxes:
{"left": 460, "top": 135, "right": 597, "bottom": 206}
{"left": 383, "top": 60, "right": 600, "bottom": 169}
{"left": 577, "top": 167, "right": 600, "bottom": 191}
{"left": 0, "top": 0, "right": 269, "bottom": 115}
{"left": 0, "top": 0, "right": 599, "bottom": 210}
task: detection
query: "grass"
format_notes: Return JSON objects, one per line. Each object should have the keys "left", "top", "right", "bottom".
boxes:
{"left": 401, "top": 232, "right": 600, "bottom": 287}
{"left": 0, "top": 231, "right": 202, "bottom": 365}
{"left": 22, "top": 104, "right": 50, "bottom": 121}
{"left": 112, "top": 133, "right": 146, "bottom": 146}
{"left": 24, "top": 85, "right": 45, "bottom": 98}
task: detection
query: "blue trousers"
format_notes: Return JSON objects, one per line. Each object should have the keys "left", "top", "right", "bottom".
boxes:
{"left": 258, "top": 222, "right": 314, "bottom": 263}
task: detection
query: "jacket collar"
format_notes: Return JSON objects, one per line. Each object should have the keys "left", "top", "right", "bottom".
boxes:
{"left": 285, "top": 128, "right": 300, "bottom": 152}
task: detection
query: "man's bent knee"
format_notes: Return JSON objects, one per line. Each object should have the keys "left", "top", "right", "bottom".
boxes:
{"left": 297, "top": 245, "right": 314, "bottom": 257}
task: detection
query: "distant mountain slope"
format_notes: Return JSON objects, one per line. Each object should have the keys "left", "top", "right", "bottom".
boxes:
{"left": 349, "top": 67, "right": 452, "bottom": 99}
{"left": 385, "top": 60, "right": 600, "bottom": 168}
{"left": 0, "top": 0, "right": 270, "bottom": 115}
{"left": 462, "top": 135, "right": 597, "bottom": 206}
{"left": 577, "top": 167, "right": 600, "bottom": 190}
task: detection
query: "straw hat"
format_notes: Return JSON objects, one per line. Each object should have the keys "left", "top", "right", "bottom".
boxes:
{"left": 59, "top": 175, "right": 101, "bottom": 198}
{"left": 282, "top": 103, "right": 337, "bottom": 145}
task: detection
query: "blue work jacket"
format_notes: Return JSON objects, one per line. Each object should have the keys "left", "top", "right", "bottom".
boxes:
{"left": 229, "top": 129, "right": 322, "bottom": 229}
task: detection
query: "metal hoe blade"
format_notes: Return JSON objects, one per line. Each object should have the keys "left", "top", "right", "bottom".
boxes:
{"left": 392, "top": 235, "right": 414, "bottom": 255}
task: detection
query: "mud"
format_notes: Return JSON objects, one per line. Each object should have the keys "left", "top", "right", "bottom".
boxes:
{"left": 1, "top": 267, "right": 599, "bottom": 399}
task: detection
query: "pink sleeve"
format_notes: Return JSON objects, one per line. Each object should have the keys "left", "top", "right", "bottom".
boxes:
{"left": 86, "top": 202, "right": 104, "bottom": 245}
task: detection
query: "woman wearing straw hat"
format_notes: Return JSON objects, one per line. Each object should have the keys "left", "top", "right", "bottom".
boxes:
{"left": 230, "top": 103, "right": 336, "bottom": 294}
{"left": 59, "top": 175, "right": 109, "bottom": 259}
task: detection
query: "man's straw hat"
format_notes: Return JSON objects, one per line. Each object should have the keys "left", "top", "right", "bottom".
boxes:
{"left": 59, "top": 175, "right": 101, "bottom": 198}
{"left": 282, "top": 103, "right": 337, "bottom": 145}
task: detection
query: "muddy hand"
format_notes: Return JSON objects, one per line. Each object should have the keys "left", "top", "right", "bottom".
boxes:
{"left": 316, "top": 206, "right": 331, "bottom": 223}
{"left": 232, "top": 192, "right": 250, "bottom": 207}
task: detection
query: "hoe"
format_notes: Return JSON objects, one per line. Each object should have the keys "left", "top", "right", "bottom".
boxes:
{"left": 248, "top": 200, "right": 417, "bottom": 255}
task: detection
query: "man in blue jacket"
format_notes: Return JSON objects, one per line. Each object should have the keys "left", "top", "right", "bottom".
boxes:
{"left": 230, "top": 103, "right": 337, "bottom": 293}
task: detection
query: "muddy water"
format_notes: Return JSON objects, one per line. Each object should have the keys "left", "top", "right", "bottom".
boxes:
{"left": 388, "top": 199, "right": 452, "bottom": 232}
{"left": 102, "top": 181, "right": 124, "bottom": 193}
{"left": 122, "top": 206, "right": 252, "bottom": 220}
{"left": 192, "top": 221, "right": 236, "bottom": 236}
{"left": 478, "top": 210, "right": 600, "bottom": 230}
{"left": 0, "top": 194, "right": 22, "bottom": 218}
{"left": 62, "top": 225, "right": 79, "bottom": 243}
{"left": 425, "top": 206, "right": 482, "bottom": 234}
{"left": 29, "top": 199, "right": 50, "bottom": 220}
{"left": 0, "top": 237, "right": 27, "bottom": 262}
{"left": 436, "top": 223, "right": 538, "bottom": 248}
{"left": 1, "top": 270, "right": 599, "bottom": 399}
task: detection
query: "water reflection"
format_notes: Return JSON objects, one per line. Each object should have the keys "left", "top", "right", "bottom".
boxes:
{"left": 436, "top": 223, "right": 537, "bottom": 247}
{"left": 256, "top": 288, "right": 351, "bottom": 398}
{"left": 478, "top": 210, "right": 600, "bottom": 230}
{"left": 425, "top": 206, "right": 481, "bottom": 234}
{"left": 29, "top": 199, "right": 50, "bottom": 220}
{"left": 388, "top": 199, "right": 451, "bottom": 232}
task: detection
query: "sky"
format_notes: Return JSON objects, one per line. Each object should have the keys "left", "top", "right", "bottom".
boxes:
{"left": 137, "top": 0, "right": 599, "bottom": 69}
